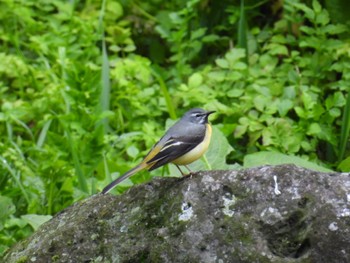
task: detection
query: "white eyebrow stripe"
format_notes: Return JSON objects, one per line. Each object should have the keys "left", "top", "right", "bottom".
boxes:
{"left": 160, "top": 141, "right": 184, "bottom": 152}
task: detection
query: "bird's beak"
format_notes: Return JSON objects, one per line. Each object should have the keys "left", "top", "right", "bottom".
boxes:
{"left": 206, "top": 110, "right": 216, "bottom": 116}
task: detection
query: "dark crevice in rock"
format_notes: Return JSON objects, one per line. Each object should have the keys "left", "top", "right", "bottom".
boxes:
{"left": 259, "top": 203, "right": 313, "bottom": 258}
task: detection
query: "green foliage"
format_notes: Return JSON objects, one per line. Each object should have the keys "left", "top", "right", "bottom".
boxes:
{"left": 324, "top": 0, "right": 350, "bottom": 24}
{"left": 178, "top": 0, "right": 350, "bottom": 170}
{"left": 1, "top": 0, "right": 350, "bottom": 257}
{"left": 244, "top": 151, "right": 333, "bottom": 172}
{"left": 339, "top": 93, "right": 350, "bottom": 162}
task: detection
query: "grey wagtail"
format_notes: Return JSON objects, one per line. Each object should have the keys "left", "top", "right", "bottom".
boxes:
{"left": 102, "top": 108, "right": 215, "bottom": 194}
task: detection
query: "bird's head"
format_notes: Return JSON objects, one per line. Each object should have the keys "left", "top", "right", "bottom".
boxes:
{"left": 183, "top": 108, "right": 215, "bottom": 124}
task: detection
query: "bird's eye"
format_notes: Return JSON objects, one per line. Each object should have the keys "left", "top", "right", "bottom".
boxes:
{"left": 191, "top": 112, "right": 203, "bottom": 118}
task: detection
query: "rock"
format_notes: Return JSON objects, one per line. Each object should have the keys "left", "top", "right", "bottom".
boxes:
{"left": 2, "top": 165, "right": 350, "bottom": 263}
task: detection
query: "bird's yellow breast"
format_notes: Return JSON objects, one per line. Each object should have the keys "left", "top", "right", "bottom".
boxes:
{"left": 172, "top": 124, "right": 212, "bottom": 165}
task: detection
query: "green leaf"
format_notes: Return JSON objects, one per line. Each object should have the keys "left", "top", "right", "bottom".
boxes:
{"left": 233, "top": 62, "right": 247, "bottom": 70}
{"left": 338, "top": 156, "right": 350, "bottom": 172}
{"left": 333, "top": 92, "right": 346, "bottom": 107}
{"left": 316, "top": 9, "right": 330, "bottom": 26}
{"left": 307, "top": 123, "right": 321, "bottom": 135}
{"left": 278, "top": 99, "right": 294, "bottom": 116}
{"left": 21, "top": 214, "right": 52, "bottom": 231}
{"left": 188, "top": 73, "right": 203, "bottom": 88}
{"left": 202, "top": 34, "right": 220, "bottom": 42}
{"left": 287, "top": 69, "right": 300, "bottom": 84}
{"left": 321, "top": 24, "right": 348, "bottom": 35}
{"left": 244, "top": 151, "right": 333, "bottom": 172}
{"left": 191, "top": 28, "right": 206, "bottom": 40}
{"left": 227, "top": 89, "right": 244, "bottom": 98}
{"left": 329, "top": 108, "right": 341, "bottom": 118}
{"left": 294, "top": 3, "right": 315, "bottom": 21}
{"left": 300, "top": 26, "right": 316, "bottom": 35}
{"left": 106, "top": 1, "right": 123, "bottom": 19}
{"left": 253, "top": 95, "right": 268, "bottom": 112}
{"left": 266, "top": 43, "right": 289, "bottom": 55}
{"left": 312, "top": 0, "right": 322, "bottom": 13}
{"left": 225, "top": 48, "right": 246, "bottom": 63}
{"left": 0, "top": 196, "right": 15, "bottom": 222}
{"left": 5, "top": 217, "right": 28, "bottom": 229}
{"left": 126, "top": 145, "right": 139, "bottom": 158}
{"left": 215, "top": 58, "right": 229, "bottom": 69}
{"left": 208, "top": 71, "right": 226, "bottom": 82}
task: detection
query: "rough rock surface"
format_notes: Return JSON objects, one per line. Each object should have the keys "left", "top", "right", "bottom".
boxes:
{"left": 2, "top": 165, "right": 350, "bottom": 263}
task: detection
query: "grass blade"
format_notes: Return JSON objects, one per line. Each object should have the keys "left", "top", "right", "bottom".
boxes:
{"left": 99, "top": 38, "right": 111, "bottom": 131}
{"left": 151, "top": 67, "right": 177, "bottom": 119}
{"left": 66, "top": 129, "right": 88, "bottom": 193}
{"left": 12, "top": 117, "right": 34, "bottom": 141}
{"left": 103, "top": 151, "right": 111, "bottom": 182}
{"left": 37, "top": 119, "right": 52, "bottom": 148}
{"left": 0, "top": 157, "right": 30, "bottom": 204}
{"left": 238, "top": 0, "right": 248, "bottom": 64}
{"left": 339, "top": 91, "right": 350, "bottom": 161}
{"left": 95, "top": 0, "right": 110, "bottom": 133}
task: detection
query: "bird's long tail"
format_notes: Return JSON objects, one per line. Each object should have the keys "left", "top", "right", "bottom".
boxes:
{"left": 101, "top": 163, "right": 147, "bottom": 194}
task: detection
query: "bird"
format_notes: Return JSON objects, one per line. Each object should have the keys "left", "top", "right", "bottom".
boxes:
{"left": 101, "top": 108, "right": 215, "bottom": 194}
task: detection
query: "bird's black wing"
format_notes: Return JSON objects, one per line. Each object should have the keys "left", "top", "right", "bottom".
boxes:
{"left": 146, "top": 131, "right": 205, "bottom": 171}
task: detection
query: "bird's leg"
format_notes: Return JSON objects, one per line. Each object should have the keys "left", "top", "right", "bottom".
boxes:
{"left": 175, "top": 165, "right": 193, "bottom": 178}
{"left": 184, "top": 165, "right": 192, "bottom": 174}
{"left": 175, "top": 165, "right": 186, "bottom": 176}
{"left": 184, "top": 165, "right": 194, "bottom": 181}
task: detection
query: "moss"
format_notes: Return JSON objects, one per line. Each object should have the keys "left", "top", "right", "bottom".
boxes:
{"left": 130, "top": 193, "right": 184, "bottom": 231}
{"left": 51, "top": 255, "right": 60, "bottom": 262}
{"left": 220, "top": 213, "right": 254, "bottom": 244}
{"left": 15, "top": 256, "right": 28, "bottom": 263}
